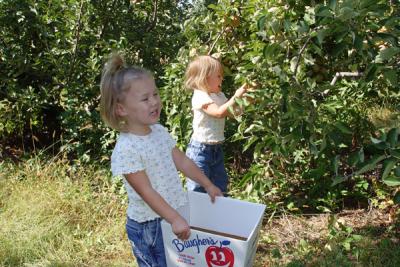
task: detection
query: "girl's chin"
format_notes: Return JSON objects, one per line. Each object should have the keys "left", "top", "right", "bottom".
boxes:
{"left": 149, "top": 114, "right": 160, "bottom": 123}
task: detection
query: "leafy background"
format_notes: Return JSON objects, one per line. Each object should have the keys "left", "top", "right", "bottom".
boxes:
{"left": 1, "top": 0, "right": 400, "bottom": 266}
{"left": 1, "top": 0, "right": 399, "bottom": 216}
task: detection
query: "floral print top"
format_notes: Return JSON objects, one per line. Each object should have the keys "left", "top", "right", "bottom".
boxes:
{"left": 111, "top": 124, "right": 187, "bottom": 222}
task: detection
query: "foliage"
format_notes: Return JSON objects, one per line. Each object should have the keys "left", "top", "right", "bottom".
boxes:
{"left": 1, "top": 0, "right": 399, "bottom": 212}
{"left": 161, "top": 0, "right": 400, "bottom": 211}
{"left": 0, "top": 0, "right": 190, "bottom": 160}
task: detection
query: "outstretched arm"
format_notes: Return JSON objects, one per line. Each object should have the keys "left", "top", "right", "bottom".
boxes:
{"left": 124, "top": 171, "right": 190, "bottom": 240}
{"left": 202, "top": 83, "right": 248, "bottom": 118}
{"left": 172, "top": 147, "right": 223, "bottom": 201}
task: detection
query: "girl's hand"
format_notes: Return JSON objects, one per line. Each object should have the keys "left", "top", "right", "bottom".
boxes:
{"left": 234, "top": 83, "right": 248, "bottom": 98}
{"left": 204, "top": 183, "right": 223, "bottom": 202}
{"left": 171, "top": 216, "right": 191, "bottom": 240}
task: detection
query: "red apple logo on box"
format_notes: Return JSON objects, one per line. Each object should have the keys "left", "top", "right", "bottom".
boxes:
{"left": 205, "top": 240, "right": 234, "bottom": 267}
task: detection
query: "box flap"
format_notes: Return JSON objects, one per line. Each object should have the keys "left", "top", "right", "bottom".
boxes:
{"left": 188, "top": 191, "right": 266, "bottom": 238}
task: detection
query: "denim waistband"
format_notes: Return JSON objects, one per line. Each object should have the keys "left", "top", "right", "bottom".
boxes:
{"left": 127, "top": 216, "right": 162, "bottom": 224}
{"left": 189, "top": 139, "right": 224, "bottom": 147}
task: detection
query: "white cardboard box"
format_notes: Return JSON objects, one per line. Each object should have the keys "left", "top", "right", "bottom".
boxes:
{"left": 161, "top": 191, "right": 266, "bottom": 267}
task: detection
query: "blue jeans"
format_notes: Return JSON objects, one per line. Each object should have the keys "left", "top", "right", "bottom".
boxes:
{"left": 126, "top": 217, "right": 167, "bottom": 267}
{"left": 185, "top": 139, "right": 229, "bottom": 193}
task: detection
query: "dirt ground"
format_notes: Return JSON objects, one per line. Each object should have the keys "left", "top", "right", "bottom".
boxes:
{"left": 255, "top": 206, "right": 400, "bottom": 266}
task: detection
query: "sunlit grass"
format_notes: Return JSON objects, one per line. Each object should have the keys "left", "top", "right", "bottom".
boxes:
{"left": 0, "top": 157, "right": 135, "bottom": 267}
{"left": 255, "top": 213, "right": 400, "bottom": 267}
{"left": 1, "top": 157, "right": 399, "bottom": 267}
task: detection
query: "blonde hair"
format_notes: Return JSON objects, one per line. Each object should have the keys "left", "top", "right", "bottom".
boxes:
{"left": 184, "top": 55, "right": 223, "bottom": 92}
{"left": 99, "top": 53, "right": 153, "bottom": 131}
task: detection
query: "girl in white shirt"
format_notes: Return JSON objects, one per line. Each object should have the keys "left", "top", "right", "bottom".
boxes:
{"left": 184, "top": 55, "right": 248, "bottom": 195}
{"left": 99, "top": 53, "right": 222, "bottom": 267}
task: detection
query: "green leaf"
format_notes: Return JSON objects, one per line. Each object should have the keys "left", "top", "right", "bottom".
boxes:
{"left": 316, "top": 6, "right": 332, "bottom": 17}
{"left": 359, "top": 147, "right": 365, "bottom": 163}
{"left": 395, "top": 167, "right": 400, "bottom": 177}
{"left": 243, "top": 136, "right": 258, "bottom": 152}
{"left": 333, "top": 155, "right": 340, "bottom": 176}
{"left": 271, "top": 20, "right": 281, "bottom": 34}
{"left": 271, "top": 248, "right": 282, "bottom": 259}
{"left": 348, "top": 151, "right": 360, "bottom": 167}
{"left": 331, "top": 42, "right": 347, "bottom": 57}
{"left": 338, "top": 7, "right": 358, "bottom": 21}
{"left": 394, "top": 191, "right": 400, "bottom": 204}
{"left": 387, "top": 128, "right": 399, "bottom": 147}
{"left": 370, "top": 136, "right": 389, "bottom": 150}
{"left": 371, "top": 136, "right": 384, "bottom": 144}
{"left": 391, "top": 149, "right": 400, "bottom": 159}
{"left": 383, "top": 69, "right": 398, "bottom": 87}
{"left": 360, "top": 0, "right": 377, "bottom": 9}
{"left": 307, "top": 168, "right": 325, "bottom": 179}
{"left": 257, "top": 15, "right": 267, "bottom": 31}
{"left": 328, "top": 0, "right": 337, "bottom": 11}
{"left": 354, "top": 34, "right": 363, "bottom": 51}
{"left": 331, "top": 176, "right": 347, "bottom": 186}
{"left": 376, "top": 32, "right": 398, "bottom": 47}
{"left": 334, "top": 121, "right": 352, "bottom": 134}
{"left": 263, "top": 43, "right": 283, "bottom": 59}
{"left": 373, "top": 141, "right": 389, "bottom": 150}
{"left": 365, "top": 64, "right": 378, "bottom": 81}
{"left": 375, "top": 47, "right": 400, "bottom": 63}
{"left": 383, "top": 175, "right": 400, "bottom": 187}
{"left": 355, "top": 155, "right": 386, "bottom": 176}
{"left": 319, "top": 136, "right": 327, "bottom": 153}
{"left": 316, "top": 29, "right": 329, "bottom": 44}
{"left": 382, "top": 159, "right": 397, "bottom": 180}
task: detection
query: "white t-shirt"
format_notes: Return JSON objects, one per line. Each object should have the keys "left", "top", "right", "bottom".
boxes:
{"left": 191, "top": 90, "right": 228, "bottom": 143}
{"left": 111, "top": 124, "right": 188, "bottom": 222}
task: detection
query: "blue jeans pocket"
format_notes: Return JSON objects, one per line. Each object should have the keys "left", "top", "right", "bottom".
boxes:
{"left": 126, "top": 217, "right": 167, "bottom": 267}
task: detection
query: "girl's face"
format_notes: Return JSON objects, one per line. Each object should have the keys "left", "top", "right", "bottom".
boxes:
{"left": 206, "top": 70, "right": 223, "bottom": 94}
{"left": 116, "top": 76, "right": 161, "bottom": 134}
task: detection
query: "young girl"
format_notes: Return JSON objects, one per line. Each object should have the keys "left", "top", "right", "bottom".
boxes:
{"left": 184, "top": 55, "right": 248, "bottom": 195}
{"left": 99, "top": 53, "right": 222, "bottom": 267}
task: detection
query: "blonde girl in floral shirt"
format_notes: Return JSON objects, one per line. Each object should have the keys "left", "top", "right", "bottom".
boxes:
{"left": 99, "top": 53, "right": 222, "bottom": 267}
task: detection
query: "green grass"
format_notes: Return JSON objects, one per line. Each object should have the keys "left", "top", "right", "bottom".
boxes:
{"left": 0, "top": 157, "right": 135, "bottom": 267}
{"left": 254, "top": 214, "right": 400, "bottom": 267}
{"left": 1, "top": 157, "right": 399, "bottom": 267}
{"left": 258, "top": 236, "right": 400, "bottom": 267}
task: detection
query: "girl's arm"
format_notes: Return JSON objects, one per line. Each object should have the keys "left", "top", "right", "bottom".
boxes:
{"left": 202, "top": 83, "right": 247, "bottom": 118}
{"left": 124, "top": 171, "right": 191, "bottom": 240}
{"left": 172, "top": 147, "right": 223, "bottom": 201}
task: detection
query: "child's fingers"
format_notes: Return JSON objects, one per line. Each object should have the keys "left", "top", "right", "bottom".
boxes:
{"left": 180, "top": 229, "right": 191, "bottom": 240}
{"left": 209, "top": 191, "right": 217, "bottom": 202}
{"left": 246, "top": 81, "right": 258, "bottom": 91}
{"left": 238, "top": 83, "right": 248, "bottom": 90}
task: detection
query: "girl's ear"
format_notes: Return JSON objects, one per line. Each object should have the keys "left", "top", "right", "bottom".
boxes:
{"left": 115, "top": 103, "right": 127, "bottom": 117}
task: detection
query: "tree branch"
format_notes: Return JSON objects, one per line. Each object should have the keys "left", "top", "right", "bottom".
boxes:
{"left": 330, "top": 72, "right": 363, "bottom": 85}
{"left": 146, "top": 0, "right": 159, "bottom": 31}
{"left": 208, "top": 27, "right": 225, "bottom": 56}
{"left": 293, "top": 26, "right": 322, "bottom": 84}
